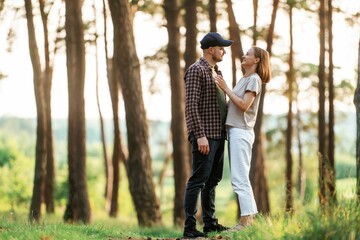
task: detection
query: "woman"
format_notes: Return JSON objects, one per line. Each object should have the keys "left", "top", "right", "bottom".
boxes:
{"left": 215, "top": 46, "right": 271, "bottom": 230}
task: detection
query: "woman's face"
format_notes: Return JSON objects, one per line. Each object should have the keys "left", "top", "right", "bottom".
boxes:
{"left": 241, "top": 48, "right": 258, "bottom": 67}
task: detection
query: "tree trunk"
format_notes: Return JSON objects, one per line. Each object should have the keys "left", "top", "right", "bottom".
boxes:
{"left": 225, "top": 0, "right": 244, "bottom": 87}
{"left": 183, "top": 0, "right": 197, "bottom": 71}
{"left": 355, "top": 37, "right": 360, "bottom": 202}
{"left": 252, "top": 0, "right": 258, "bottom": 45}
{"left": 0, "top": 0, "right": 4, "bottom": 12}
{"left": 208, "top": 0, "right": 217, "bottom": 32}
{"left": 296, "top": 94, "right": 305, "bottom": 202}
{"left": 63, "top": 0, "right": 91, "bottom": 223}
{"left": 265, "top": 0, "right": 279, "bottom": 56}
{"left": 285, "top": 3, "right": 294, "bottom": 213}
{"left": 250, "top": 132, "right": 269, "bottom": 214}
{"left": 327, "top": 0, "right": 336, "bottom": 205}
{"left": 93, "top": 0, "right": 112, "bottom": 212}
{"left": 318, "top": 0, "right": 327, "bottom": 208}
{"left": 97, "top": 33, "right": 112, "bottom": 213}
{"left": 250, "top": 0, "right": 279, "bottom": 215}
{"left": 25, "top": 0, "right": 47, "bottom": 223}
{"left": 164, "top": 0, "right": 190, "bottom": 226}
{"left": 108, "top": 0, "right": 162, "bottom": 226}
{"left": 102, "top": 0, "right": 125, "bottom": 218}
{"left": 39, "top": 0, "right": 56, "bottom": 214}
{"left": 108, "top": 58, "right": 126, "bottom": 217}
{"left": 183, "top": 0, "right": 199, "bottom": 222}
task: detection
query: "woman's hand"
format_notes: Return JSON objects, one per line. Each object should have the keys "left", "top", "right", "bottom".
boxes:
{"left": 214, "top": 75, "right": 228, "bottom": 91}
{"left": 215, "top": 75, "right": 256, "bottom": 112}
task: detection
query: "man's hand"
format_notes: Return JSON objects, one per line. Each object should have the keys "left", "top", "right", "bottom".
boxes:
{"left": 197, "top": 136, "right": 210, "bottom": 155}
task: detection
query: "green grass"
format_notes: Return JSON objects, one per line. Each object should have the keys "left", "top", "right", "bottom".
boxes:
{"left": 220, "top": 201, "right": 359, "bottom": 240}
{"left": 0, "top": 214, "right": 182, "bottom": 240}
{"left": 0, "top": 198, "right": 359, "bottom": 240}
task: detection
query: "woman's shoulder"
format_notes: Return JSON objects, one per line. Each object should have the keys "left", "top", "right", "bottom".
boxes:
{"left": 250, "top": 73, "right": 261, "bottom": 81}
{"left": 249, "top": 73, "right": 262, "bottom": 85}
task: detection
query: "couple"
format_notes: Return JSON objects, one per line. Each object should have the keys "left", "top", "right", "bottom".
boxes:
{"left": 183, "top": 32, "right": 271, "bottom": 238}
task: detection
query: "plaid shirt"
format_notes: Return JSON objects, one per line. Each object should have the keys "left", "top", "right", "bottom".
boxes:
{"left": 184, "top": 57, "right": 224, "bottom": 140}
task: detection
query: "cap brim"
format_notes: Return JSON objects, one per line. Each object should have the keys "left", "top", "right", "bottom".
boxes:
{"left": 220, "top": 40, "right": 233, "bottom": 47}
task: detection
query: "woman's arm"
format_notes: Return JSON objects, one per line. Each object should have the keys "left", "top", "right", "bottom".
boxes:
{"left": 215, "top": 75, "right": 255, "bottom": 112}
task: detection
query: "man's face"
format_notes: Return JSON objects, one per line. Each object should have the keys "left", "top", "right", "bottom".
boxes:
{"left": 209, "top": 46, "right": 226, "bottom": 62}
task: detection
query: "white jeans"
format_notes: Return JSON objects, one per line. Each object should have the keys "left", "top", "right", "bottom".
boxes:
{"left": 228, "top": 127, "right": 258, "bottom": 216}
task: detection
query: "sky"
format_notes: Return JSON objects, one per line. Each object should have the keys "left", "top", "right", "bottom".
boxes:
{"left": 0, "top": 0, "right": 359, "bottom": 121}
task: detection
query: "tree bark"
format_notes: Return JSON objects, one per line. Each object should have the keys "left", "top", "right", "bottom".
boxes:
{"left": 108, "top": 0, "right": 162, "bottom": 226}
{"left": 252, "top": 0, "right": 258, "bottom": 45}
{"left": 183, "top": 0, "right": 198, "bottom": 71}
{"left": 318, "top": 0, "right": 327, "bottom": 208}
{"left": 295, "top": 77, "right": 306, "bottom": 203}
{"left": 285, "top": 3, "right": 294, "bottom": 213}
{"left": 63, "top": 0, "right": 91, "bottom": 223}
{"left": 25, "top": 0, "right": 47, "bottom": 223}
{"left": 39, "top": 0, "right": 56, "bottom": 214}
{"left": 183, "top": 0, "right": 199, "bottom": 222}
{"left": 164, "top": 0, "right": 190, "bottom": 226}
{"left": 0, "top": 0, "right": 4, "bottom": 12}
{"left": 265, "top": 0, "right": 279, "bottom": 56}
{"left": 296, "top": 93, "right": 305, "bottom": 203}
{"left": 327, "top": 0, "right": 336, "bottom": 205}
{"left": 250, "top": 0, "right": 279, "bottom": 215}
{"left": 208, "top": 0, "right": 217, "bottom": 32}
{"left": 355, "top": 38, "right": 360, "bottom": 202}
{"left": 225, "top": 0, "right": 244, "bottom": 87}
{"left": 93, "top": 0, "right": 112, "bottom": 212}
{"left": 101, "top": 0, "right": 125, "bottom": 218}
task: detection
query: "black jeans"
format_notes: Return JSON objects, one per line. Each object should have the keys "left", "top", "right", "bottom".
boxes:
{"left": 184, "top": 132, "right": 225, "bottom": 229}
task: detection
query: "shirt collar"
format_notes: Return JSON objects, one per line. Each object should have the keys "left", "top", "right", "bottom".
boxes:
{"left": 200, "top": 57, "right": 217, "bottom": 70}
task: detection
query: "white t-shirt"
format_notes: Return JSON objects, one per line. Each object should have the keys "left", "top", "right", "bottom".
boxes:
{"left": 225, "top": 73, "right": 262, "bottom": 129}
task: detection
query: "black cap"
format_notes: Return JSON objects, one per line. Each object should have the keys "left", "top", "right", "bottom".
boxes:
{"left": 200, "top": 32, "right": 233, "bottom": 49}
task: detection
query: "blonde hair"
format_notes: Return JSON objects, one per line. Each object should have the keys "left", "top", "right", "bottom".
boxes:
{"left": 252, "top": 46, "right": 271, "bottom": 83}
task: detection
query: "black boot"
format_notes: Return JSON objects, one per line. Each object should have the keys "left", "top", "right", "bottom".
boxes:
{"left": 183, "top": 227, "right": 206, "bottom": 238}
{"left": 203, "top": 220, "right": 229, "bottom": 234}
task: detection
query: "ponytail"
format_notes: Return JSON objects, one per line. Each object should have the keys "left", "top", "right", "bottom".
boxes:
{"left": 253, "top": 46, "right": 271, "bottom": 83}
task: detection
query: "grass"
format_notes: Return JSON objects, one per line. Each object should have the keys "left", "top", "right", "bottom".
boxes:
{"left": 0, "top": 198, "right": 359, "bottom": 240}
{"left": 0, "top": 215, "right": 182, "bottom": 240}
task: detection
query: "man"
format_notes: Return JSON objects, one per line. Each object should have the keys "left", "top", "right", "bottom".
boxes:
{"left": 183, "top": 32, "right": 233, "bottom": 238}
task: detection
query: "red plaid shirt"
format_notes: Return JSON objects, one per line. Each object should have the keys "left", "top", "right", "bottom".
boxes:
{"left": 184, "top": 57, "right": 224, "bottom": 140}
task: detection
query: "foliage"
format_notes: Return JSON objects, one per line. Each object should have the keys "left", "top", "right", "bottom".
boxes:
{"left": 336, "top": 161, "right": 356, "bottom": 179}
{"left": 0, "top": 119, "right": 36, "bottom": 211}
{"left": 0, "top": 148, "right": 33, "bottom": 211}
{"left": 0, "top": 117, "right": 35, "bottom": 158}
{"left": 0, "top": 140, "right": 15, "bottom": 167}
{"left": 53, "top": 164, "right": 69, "bottom": 208}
